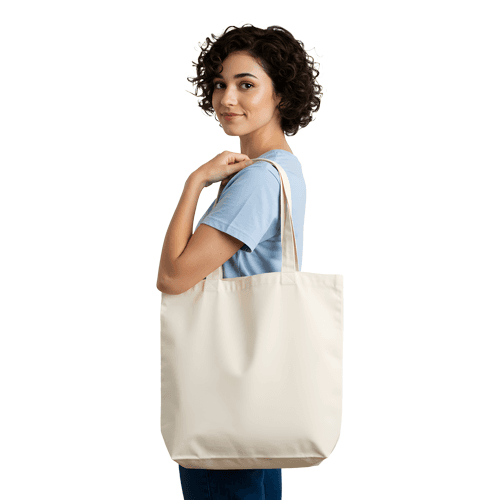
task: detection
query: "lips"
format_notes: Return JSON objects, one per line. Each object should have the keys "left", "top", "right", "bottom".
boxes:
{"left": 223, "top": 114, "right": 243, "bottom": 121}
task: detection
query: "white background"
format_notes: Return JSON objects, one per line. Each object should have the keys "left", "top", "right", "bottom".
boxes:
{"left": 1, "top": 1, "right": 499, "bottom": 499}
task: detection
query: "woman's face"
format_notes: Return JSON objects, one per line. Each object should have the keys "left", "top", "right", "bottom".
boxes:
{"left": 211, "top": 51, "right": 282, "bottom": 138}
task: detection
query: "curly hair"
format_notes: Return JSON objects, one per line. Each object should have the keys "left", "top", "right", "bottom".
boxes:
{"left": 186, "top": 24, "right": 323, "bottom": 137}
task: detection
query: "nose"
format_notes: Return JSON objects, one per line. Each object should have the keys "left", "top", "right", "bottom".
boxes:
{"left": 219, "top": 86, "right": 239, "bottom": 108}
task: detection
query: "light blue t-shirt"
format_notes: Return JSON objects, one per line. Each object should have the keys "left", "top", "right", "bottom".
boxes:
{"left": 194, "top": 149, "right": 306, "bottom": 278}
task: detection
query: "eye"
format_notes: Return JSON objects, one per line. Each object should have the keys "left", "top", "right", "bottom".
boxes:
{"left": 213, "top": 81, "right": 254, "bottom": 90}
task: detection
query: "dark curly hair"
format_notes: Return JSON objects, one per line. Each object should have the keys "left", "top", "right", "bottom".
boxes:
{"left": 186, "top": 24, "right": 323, "bottom": 137}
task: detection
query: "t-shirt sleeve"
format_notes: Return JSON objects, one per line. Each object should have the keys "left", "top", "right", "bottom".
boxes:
{"left": 199, "top": 163, "right": 281, "bottom": 253}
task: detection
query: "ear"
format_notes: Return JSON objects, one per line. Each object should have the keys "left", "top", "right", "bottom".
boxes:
{"left": 275, "top": 92, "right": 286, "bottom": 111}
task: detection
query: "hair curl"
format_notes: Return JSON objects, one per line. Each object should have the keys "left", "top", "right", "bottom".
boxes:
{"left": 187, "top": 24, "right": 323, "bottom": 136}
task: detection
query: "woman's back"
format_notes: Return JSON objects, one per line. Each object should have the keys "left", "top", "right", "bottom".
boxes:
{"left": 195, "top": 149, "right": 306, "bottom": 278}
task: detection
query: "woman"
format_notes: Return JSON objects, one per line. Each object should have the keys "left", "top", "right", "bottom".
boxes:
{"left": 157, "top": 24, "right": 322, "bottom": 500}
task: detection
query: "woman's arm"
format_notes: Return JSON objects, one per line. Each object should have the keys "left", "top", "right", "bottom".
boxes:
{"left": 157, "top": 152, "right": 251, "bottom": 294}
{"left": 156, "top": 172, "right": 205, "bottom": 290}
{"left": 156, "top": 171, "right": 244, "bottom": 295}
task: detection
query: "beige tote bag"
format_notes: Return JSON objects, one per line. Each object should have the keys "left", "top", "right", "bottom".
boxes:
{"left": 160, "top": 158, "right": 343, "bottom": 470}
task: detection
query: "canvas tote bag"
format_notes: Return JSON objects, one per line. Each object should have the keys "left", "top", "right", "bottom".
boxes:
{"left": 160, "top": 158, "right": 343, "bottom": 470}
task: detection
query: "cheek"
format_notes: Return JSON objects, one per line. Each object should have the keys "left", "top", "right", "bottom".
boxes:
{"left": 251, "top": 94, "right": 274, "bottom": 113}
{"left": 211, "top": 90, "right": 221, "bottom": 103}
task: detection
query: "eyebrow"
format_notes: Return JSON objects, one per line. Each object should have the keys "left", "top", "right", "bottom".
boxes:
{"left": 213, "top": 73, "right": 258, "bottom": 80}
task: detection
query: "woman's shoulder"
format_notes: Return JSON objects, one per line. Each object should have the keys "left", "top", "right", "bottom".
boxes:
{"left": 251, "top": 149, "right": 302, "bottom": 183}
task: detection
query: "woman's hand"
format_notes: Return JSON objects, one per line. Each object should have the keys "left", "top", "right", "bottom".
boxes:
{"left": 195, "top": 151, "right": 254, "bottom": 189}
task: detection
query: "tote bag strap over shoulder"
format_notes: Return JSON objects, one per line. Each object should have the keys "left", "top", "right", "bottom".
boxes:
{"left": 206, "top": 158, "right": 299, "bottom": 285}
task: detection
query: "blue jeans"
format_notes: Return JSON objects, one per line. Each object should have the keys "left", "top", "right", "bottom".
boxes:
{"left": 179, "top": 465, "right": 282, "bottom": 500}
